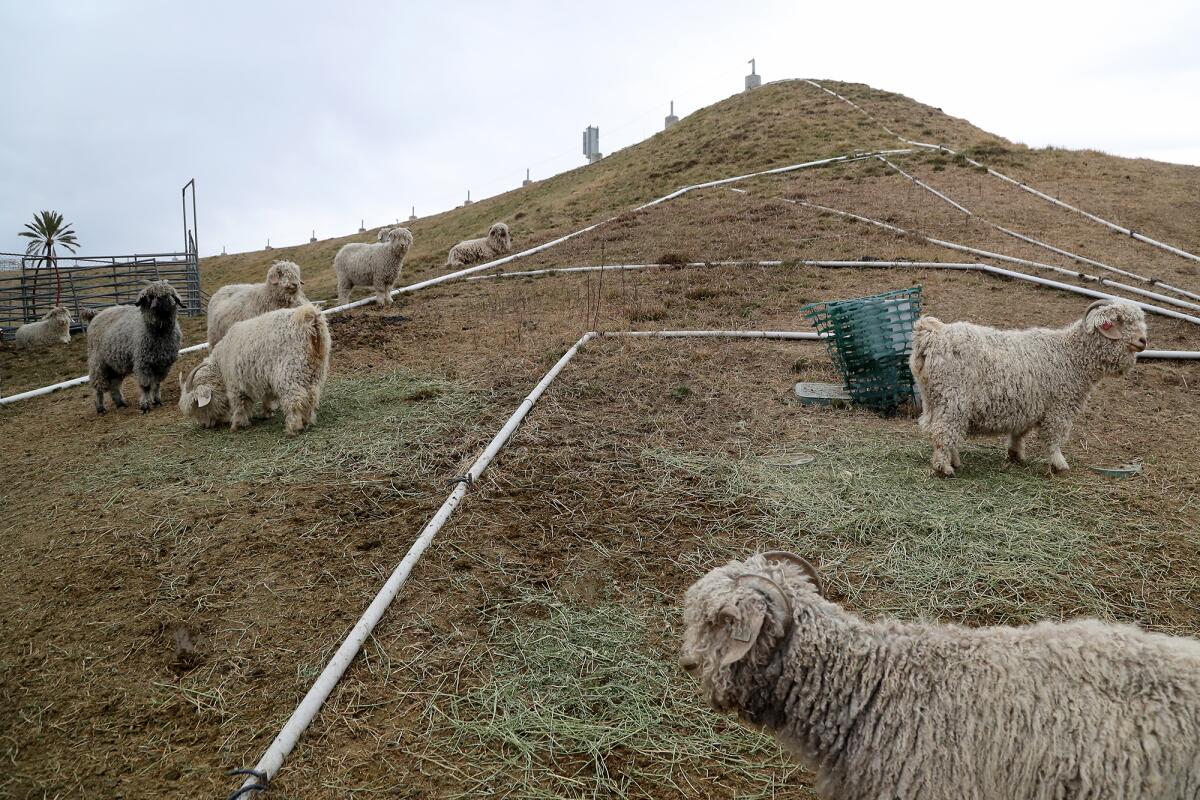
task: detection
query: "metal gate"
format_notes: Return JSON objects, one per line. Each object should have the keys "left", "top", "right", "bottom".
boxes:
{"left": 0, "top": 180, "right": 204, "bottom": 339}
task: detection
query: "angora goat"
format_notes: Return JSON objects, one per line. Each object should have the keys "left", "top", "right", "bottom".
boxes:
{"left": 15, "top": 306, "right": 72, "bottom": 348}
{"left": 680, "top": 551, "right": 1200, "bottom": 800}
{"left": 86, "top": 281, "right": 183, "bottom": 414}
{"left": 446, "top": 222, "right": 512, "bottom": 267}
{"left": 206, "top": 260, "right": 307, "bottom": 346}
{"left": 179, "top": 304, "right": 330, "bottom": 435}
{"left": 332, "top": 226, "right": 412, "bottom": 306}
{"left": 909, "top": 299, "right": 1148, "bottom": 476}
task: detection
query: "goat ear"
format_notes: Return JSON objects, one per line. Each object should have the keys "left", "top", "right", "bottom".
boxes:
{"left": 716, "top": 600, "right": 767, "bottom": 667}
{"left": 1097, "top": 319, "right": 1123, "bottom": 340}
{"left": 196, "top": 386, "right": 212, "bottom": 407}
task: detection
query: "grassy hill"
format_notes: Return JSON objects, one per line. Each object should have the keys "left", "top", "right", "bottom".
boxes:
{"left": 201, "top": 79, "right": 1199, "bottom": 300}
{"left": 197, "top": 80, "right": 1007, "bottom": 297}
{"left": 2, "top": 78, "right": 1199, "bottom": 799}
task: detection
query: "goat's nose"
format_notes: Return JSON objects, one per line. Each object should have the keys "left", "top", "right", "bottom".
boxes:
{"left": 679, "top": 655, "right": 699, "bottom": 673}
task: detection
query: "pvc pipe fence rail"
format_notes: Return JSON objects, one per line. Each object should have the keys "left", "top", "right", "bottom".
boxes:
{"left": 873, "top": 155, "right": 1200, "bottom": 306}
{"left": 801, "top": 79, "right": 1200, "bottom": 268}
{"left": 227, "top": 320, "right": 1190, "bottom": 798}
{"left": 228, "top": 328, "right": 825, "bottom": 798}
{"left": 0, "top": 147, "right": 917, "bottom": 408}
{"left": 775, "top": 196, "right": 1200, "bottom": 327}
{"left": 455, "top": 257, "right": 1200, "bottom": 360}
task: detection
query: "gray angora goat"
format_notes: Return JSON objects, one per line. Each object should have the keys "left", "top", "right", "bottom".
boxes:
{"left": 86, "top": 281, "right": 184, "bottom": 414}
{"left": 910, "top": 299, "right": 1148, "bottom": 477}
{"left": 681, "top": 551, "right": 1200, "bottom": 799}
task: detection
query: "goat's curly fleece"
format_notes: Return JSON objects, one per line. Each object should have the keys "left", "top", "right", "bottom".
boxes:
{"left": 908, "top": 299, "right": 1148, "bottom": 475}
{"left": 86, "top": 282, "right": 182, "bottom": 414}
{"left": 207, "top": 260, "right": 307, "bottom": 346}
{"left": 446, "top": 222, "right": 511, "bottom": 267}
{"left": 15, "top": 306, "right": 71, "bottom": 348}
{"left": 332, "top": 227, "right": 412, "bottom": 306}
{"left": 179, "top": 304, "right": 330, "bottom": 436}
{"left": 681, "top": 554, "right": 1200, "bottom": 799}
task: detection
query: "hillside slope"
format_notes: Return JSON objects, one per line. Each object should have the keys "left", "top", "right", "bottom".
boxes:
{"left": 3, "top": 78, "right": 1200, "bottom": 800}
{"left": 201, "top": 78, "right": 1200, "bottom": 299}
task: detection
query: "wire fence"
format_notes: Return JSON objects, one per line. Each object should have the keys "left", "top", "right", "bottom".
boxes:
{"left": 0, "top": 250, "right": 204, "bottom": 339}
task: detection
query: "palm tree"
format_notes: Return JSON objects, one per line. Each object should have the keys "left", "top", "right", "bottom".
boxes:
{"left": 18, "top": 210, "right": 78, "bottom": 307}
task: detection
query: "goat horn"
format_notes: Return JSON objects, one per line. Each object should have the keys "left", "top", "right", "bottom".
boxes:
{"left": 1083, "top": 299, "right": 1110, "bottom": 316}
{"left": 735, "top": 574, "right": 792, "bottom": 634}
{"left": 762, "top": 550, "right": 824, "bottom": 597}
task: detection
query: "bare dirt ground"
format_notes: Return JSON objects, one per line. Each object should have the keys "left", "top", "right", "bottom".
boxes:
{"left": 2, "top": 253, "right": 1198, "bottom": 798}
{"left": 2, "top": 78, "right": 1200, "bottom": 799}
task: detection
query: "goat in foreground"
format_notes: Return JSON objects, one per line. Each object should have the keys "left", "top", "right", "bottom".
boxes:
{"left": 681, "top": 551, "right": 1200, "bottom": 799}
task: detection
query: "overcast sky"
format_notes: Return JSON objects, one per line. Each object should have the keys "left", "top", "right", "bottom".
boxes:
{"left": 2, "top": 0, "right": 1197, "bottom": 258}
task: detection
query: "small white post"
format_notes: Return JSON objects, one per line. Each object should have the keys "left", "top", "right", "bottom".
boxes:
{"left": 664, "top": 100, "right": 679, "bottom": 130}
{"left": 522, "top": 168, "right": 532, "bottom": 187}
{"left": 745, "top": 58, "right": 761, "bottom": 91}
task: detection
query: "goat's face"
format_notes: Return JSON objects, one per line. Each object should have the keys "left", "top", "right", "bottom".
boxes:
{"left": 178, "top": 359, "right": 228, "bottom": 426}
{"left": 135, "top": 281, "right": 183, "bottom": 328}
{"left": 267, "top": 261, "right": 304, "bottom": 299}
{"left": 377, "top": 227, "right": 392, "bottom": 241}
{"left": 49, "top": 306, "right": 71, "bottom": 326}
{"left": 384, "top": 227, "right": 413, "bottom": 255}
{"left": 488, "top": 223, "right": 511, "bottom": 253}
{"left": 1085, "top": 300, "right": 1148, "bottom": 374}
{"left": 680, "top": 552, "right": 821, "bottom": 711}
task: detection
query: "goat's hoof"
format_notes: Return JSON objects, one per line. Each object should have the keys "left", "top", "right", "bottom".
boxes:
{"left": 1007, "top": 450, "right": 1025, "bottom": 464}
{"left": 96, "top": 407, "right": 106, "bottom": 415}
{"left": 933, "top": 465, "right": 955, "bottom": 478}
{"left": 1050, "top": 464, "right": 1070, "bottom": 476}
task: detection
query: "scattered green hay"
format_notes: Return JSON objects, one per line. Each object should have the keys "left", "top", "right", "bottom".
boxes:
{"left": 418, "top": 591, "right": 810, "bottom": 800}
{"left": 669, "top": 385, "right": 692, "bottom": 403}
{"left": 68, "top": 370, "right": 484, "bottom": 489}
{"left": 647, "top": 430, "right": 1200, "bottom": 632}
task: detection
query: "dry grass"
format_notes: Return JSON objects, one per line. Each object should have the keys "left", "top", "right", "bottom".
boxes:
{"left": 2, "top": 76, "right": 1200, "bottom": 799}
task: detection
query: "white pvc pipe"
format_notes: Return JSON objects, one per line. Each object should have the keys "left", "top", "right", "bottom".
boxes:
{"left": 633, "top": 149, "right": 915, "bottom": 210}
{"left": 874, "top": 155, "right": 1200, "bottom": 308}
{"left": 802, "top": 79, "right": 1200, "bottom": 269}
{"left": 463, "top": 259, "right": 979, "bottom": 283}
{"left": 876, "top": 155, "right": 972, "bottom": 215}
{"left": 233, "top": 330, "right": 597, "bottom": 796}
{"left": 0, "top": 149, "right": 917, "bottom": 408}
{"left": 957, "top": 154, "right": 1200, "bottom": 266}
{"left": 1139, "top": 350, "right": 1200, "bottom": 360}
{"left": 231, "top": 326, "right": 833, "bottom": 796}
{"left": 454, "top": 257, "right": 1200, "bottom": 360}
{"left": 603, "top": 329, "right": 824, "bottom": 341}
{"left": 465, "top": 260, "right": 785, "bottom": 281}
{"left": 783, "top": 199, "right": 1200, "bottom": 326}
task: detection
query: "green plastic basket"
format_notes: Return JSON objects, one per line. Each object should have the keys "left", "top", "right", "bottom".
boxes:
{"left": 801, "top": 286, "right": 923, "bottom": 411}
